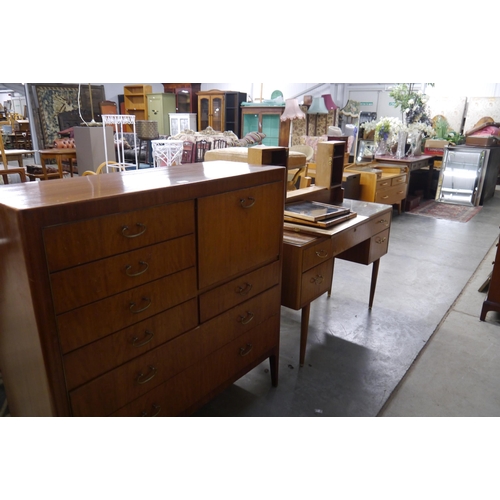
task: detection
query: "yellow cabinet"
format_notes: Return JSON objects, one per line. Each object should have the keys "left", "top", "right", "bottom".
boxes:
{"left": 345, "top": 163, "right": 409, "bottom": 214}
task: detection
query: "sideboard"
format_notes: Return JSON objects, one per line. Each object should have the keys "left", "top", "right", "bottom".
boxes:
{"left": 0, "top": 162, "right": 286, "bottom": 416}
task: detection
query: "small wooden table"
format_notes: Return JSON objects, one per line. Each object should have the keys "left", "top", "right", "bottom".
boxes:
{"left": 39, "top": 148, "right": 77, "bottom": 179}
{"left": 281, "top": 199, "right": 392, "bottom": 366}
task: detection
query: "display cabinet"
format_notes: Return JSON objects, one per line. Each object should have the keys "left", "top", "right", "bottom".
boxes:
{"left": 162, "top": 83, "right": 201, "bottom": 114}
{"left": 197, "top": 90, "right": 247, "bottom": 135}
{"left": 169, "top": 113, "right": 197, "bottom": 136}
{"left": 124, "top": 85, "right": 152, "bottom": 123}
{"left": 241, "top": 105, "right": 290, "bottom": 147}
{"left": 147, "top": 93, "right": 176, "bottom": 136}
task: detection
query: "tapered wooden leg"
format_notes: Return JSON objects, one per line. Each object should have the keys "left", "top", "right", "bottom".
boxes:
{"left": 269, "top": 352, "right": 279, "bottom": 387}
{"left": 369, "top": 259, "right": 380, "bottom": 309}
{"left": 327, "top": 259, "right": 336, "bottom": 297}
{"left": 300, "top": 304, "right": 311, "bottom": 367}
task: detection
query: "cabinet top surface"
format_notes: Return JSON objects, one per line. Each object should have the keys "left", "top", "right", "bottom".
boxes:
{"left": 0, "top": 162, "right": 285, "bottom": 211}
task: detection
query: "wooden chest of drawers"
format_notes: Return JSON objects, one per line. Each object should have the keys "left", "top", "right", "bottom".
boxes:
{"left": 0, "top": 161, "right": 286, "bottom": 416}
{"left": 345, "top": 164, "right": 409, "bottom": 214}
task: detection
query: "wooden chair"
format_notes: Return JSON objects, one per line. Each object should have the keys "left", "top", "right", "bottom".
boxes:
{"left": 181, "top": 141, "right": 195, "bottom": 164}
{"left": 195, "top": 140, "right": 211, "bottom": 162}
{"left": 212, "top": 139, "right": 227, "bottom": 150}
{"left": 0, "top": 133, "right": 28, "bottom": 185}
{"left": 82, "top": 161, "right": 125, "bottom": 176}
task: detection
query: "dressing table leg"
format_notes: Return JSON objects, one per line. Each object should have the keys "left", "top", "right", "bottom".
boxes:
{"left": 369, "top": 259, "right": 380, "bottom": 309}
{"left": 300, "top": 304, "right": 311, "bottom": 367}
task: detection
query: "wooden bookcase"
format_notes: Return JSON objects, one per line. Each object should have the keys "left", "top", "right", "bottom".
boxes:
{"left": 124, "top": 84, "right": 152, "bottom": 123}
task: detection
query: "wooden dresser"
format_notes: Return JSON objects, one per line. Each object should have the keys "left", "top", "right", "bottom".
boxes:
{"left": 480, "top": 231, "right": 500, "bottom": 322}
{"left": 0, "top": 162, "right": 285, "bottom": 416}
{"left": 344, "top": 163, "right": 409, "bottom": 214}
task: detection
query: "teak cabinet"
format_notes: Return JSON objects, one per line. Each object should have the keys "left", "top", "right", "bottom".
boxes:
{"left": 162, "top": 83, "right": 201, "bottom": 114}
{"left": 124, "top": 84, "right": 152, "bottom": 123}
{"left": 0, "top": 162, "right": 286, "bottom": 416}
{"left": 197, "top": 90, "right": 247, "bottom": 135}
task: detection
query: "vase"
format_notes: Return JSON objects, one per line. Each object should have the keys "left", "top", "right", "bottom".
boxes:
{"left": 376, "top": 139, "right": 388, "bottom": 156}
{"left": 395, "top": 131, "right": 408, "bottom": 159}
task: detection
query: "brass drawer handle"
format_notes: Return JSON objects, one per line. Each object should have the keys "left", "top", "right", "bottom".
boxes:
{"left": 397, "top": 190, "right": 404, "bottom": 195}
{"left": 121, "top": 223, "right": 147, "bottom": 238}
{"left": 240, "top": 197, "right": 256, "bottom": 208}
{"left": 311, "top": 274, "right": 324, "bottom": 285}
{"left": 239, "top": 343, "right": 253, "bottom": 357}
{"left": 129, "top": 297, "right": 152, "bottom": 314}
{"left": 377, "top": 218, "right": 389, "bottom": 226}
{"left": 376, "top": 237, "right": 387, "bottom": 244}
{"left": 132, "top": 329, "right": 154, "bottom": 347}
{"left": 141, "top": 404, "right": 161, "bottom": 417}
{"left": 125, "top": 260, "right": 149, "bottom": 277}
{"left": 136, "top": 365, "right": 157, "bottom": 384}
{"left": 238, "top": 311, "right": 254, "bottom": 325}
{"left": 236, "top": 282, "right": 253, "bottom": 295}
{"left": 315, "top": 250, "right": 329, "bottom": 259}
{"left": 381, "top": 195, "right": 389, "bottom": 199}
{"left": 381, "top": 182, "right": 389, "bottom": 186}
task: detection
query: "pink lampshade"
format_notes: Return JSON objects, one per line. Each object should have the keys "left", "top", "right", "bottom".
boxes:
{"left": 322, "top": 94, "right": 338, "bottom": 110}
{"left": 280, "top": 98, "right": 306, "bottom": 121}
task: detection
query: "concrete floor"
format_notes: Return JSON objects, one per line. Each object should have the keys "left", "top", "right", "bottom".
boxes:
{"left": 195, "top": 189, "right": 500, "bottom": 417}
{"left": 2, "top": 163, "right": 500, "bottom": 417}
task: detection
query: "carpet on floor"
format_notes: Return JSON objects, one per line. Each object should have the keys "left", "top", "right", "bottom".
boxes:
{"left": 408, "top": 200, "right": 482, "bottom": 223}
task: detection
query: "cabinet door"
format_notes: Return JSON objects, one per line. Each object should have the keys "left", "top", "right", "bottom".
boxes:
{"left": 243, "top": 112, "right": 259, "bottom": 136}
{"left": 176, "top": 88, "right": 191, "bottom": 113}
{"left": 199, "top": 97, "right": 210, "bottom": 130}
{"left": 197, "top": 181, "right": 284, "bottom": 289}
{"left": 261, "top": 114, "right": 280, "bottom": 146}
{"left": 211, "top": 96, "right": 224, "bottom": 132}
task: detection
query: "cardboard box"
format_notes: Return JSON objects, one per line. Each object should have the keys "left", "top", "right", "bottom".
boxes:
{"left": 424, "top": 139, "right": 449, "bottom": 156}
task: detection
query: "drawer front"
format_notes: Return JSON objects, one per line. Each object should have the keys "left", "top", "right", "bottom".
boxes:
{"left": 391, "top": 174, "right": 407, "bottom": 186}
{"left": 199, "top": 260, "right": 281, "bottom": 322}
{"left": 70, "top": 286, "right": 280, "bottom": 416}
{"left": 109, "top": 314, "right": 280, "bottom": 417}
{"left": 301, "top": 259, "right": 333, "bottom": 306}
{"left": 364, "top": 210, "right": 392, "bottom": 237}
{"left": 44, "top": 201, "right": 195, "bottom": 272}
{"left": 375, "top": 184, "right": 406, "bottom": 205}
{"left": 197, "top": 181, "right": 284, "bottom": 289}
{"left": 368, "top": 228, "right": 390, "bottom": 262}
{"left": 376, "top": 178, "right": 392, "bottom": 190}
{"left": 63, "top": 298, "right": 199, "bottom": 391}
{"left": 51, "top": 235, "right": 196, "bottom": 314}
{"left": 57, "top": 266, "right": 197, "bottom": 353}
{"left": 302, "top": 238, "right": 334, "bottom": 273}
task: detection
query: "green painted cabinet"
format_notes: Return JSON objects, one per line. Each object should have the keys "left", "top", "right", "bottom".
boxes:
{"left": 147, "top": 93, "right": 177, "bottom": 136}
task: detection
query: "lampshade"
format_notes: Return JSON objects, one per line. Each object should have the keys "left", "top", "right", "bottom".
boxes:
{"left": 322, "top": 94, "right": 338, "bottom": 110}
{"left": 280, "top": 98, "right": 306, "bottom": 121}
{"left": 307, "top": 97, "right": 328, "bottom": 115}
{"left": 136, "top": 120, "right": 159, "bottom": 140}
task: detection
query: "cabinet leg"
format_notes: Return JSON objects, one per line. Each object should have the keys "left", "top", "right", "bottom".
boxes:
{"left": 369, "top": 259, "right": 380, "bottom": 309}
{"left": 300, "top": 304, "right": 311, "bottom": 367}
{"left": 269, "top": 353, "right": 279, "bottom": 387}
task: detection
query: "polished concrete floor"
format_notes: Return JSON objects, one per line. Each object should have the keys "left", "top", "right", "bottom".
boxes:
{"left": 2, "top": 164, "right": 500, "bottom": 417}
{"left": 195, "top": 190, "right": 500, "bottom": 417}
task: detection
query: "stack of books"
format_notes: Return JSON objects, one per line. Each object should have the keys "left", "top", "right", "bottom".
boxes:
{"left": 284, "top": 200, "right": 357, "bottom": 229}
